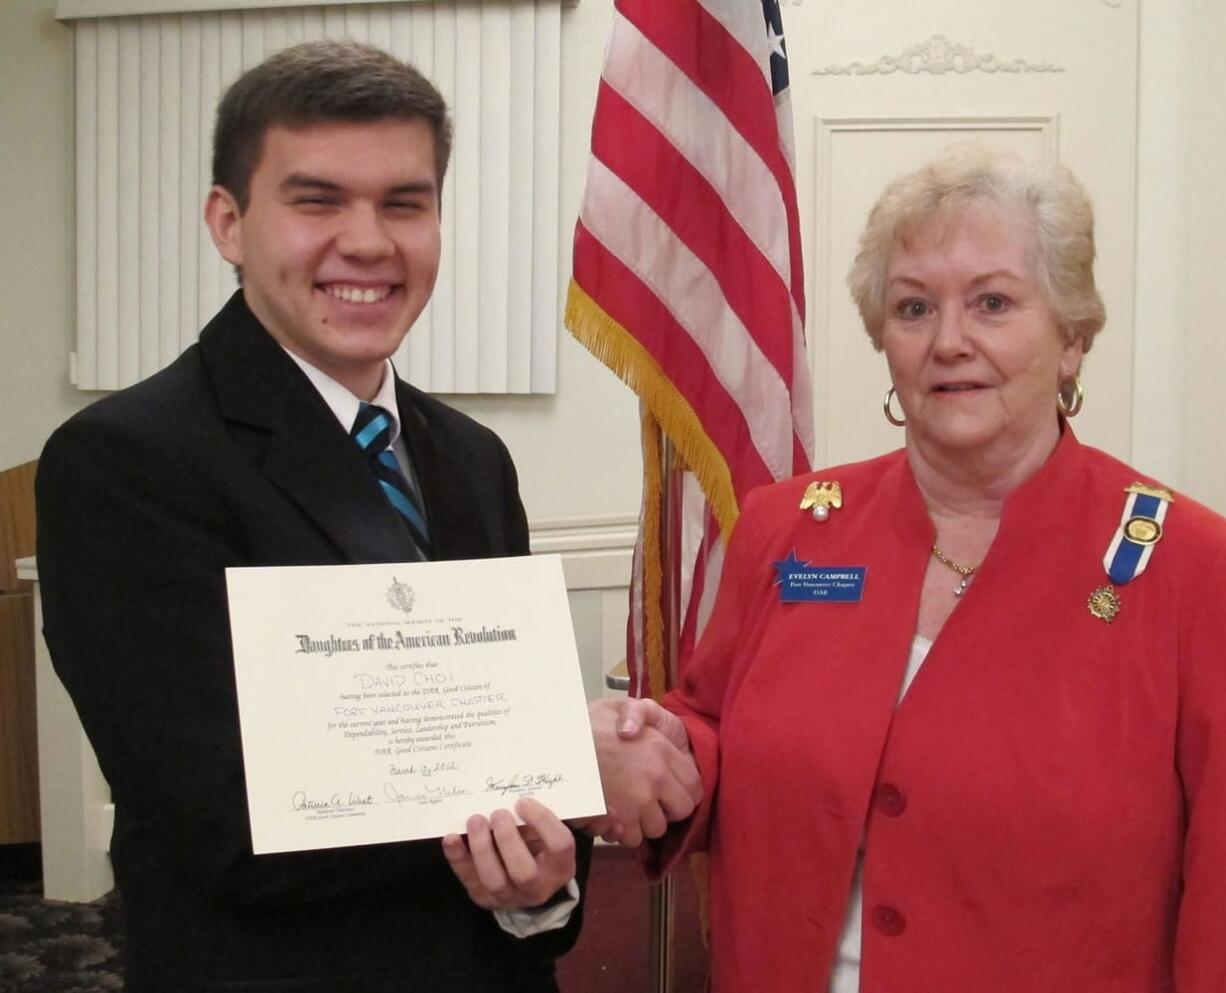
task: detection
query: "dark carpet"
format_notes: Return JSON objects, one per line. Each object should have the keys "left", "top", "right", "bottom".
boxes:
{"left": 0, "top": 844, "right": 707, "bottom": 992}
{"left": 0, "top": 870, "right": 124, "bottom": 992}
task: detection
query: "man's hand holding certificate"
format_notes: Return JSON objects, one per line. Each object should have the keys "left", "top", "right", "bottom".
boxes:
{"left": 225, "top": 555, "right": 605, "bottom": 856}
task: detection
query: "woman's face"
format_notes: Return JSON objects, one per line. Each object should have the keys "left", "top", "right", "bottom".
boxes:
{"left": 881, "top": 205, "right": 1082, "bottom": 464}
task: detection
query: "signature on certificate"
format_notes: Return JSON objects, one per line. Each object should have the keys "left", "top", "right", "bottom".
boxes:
{"left": 290, "top": 790, "right": 375, "bottom": 812}
{"left": 484, "top": 772, "right": 565, "bottom": 797}
{"left": 383, "top": 781, "right": 472, "bottom": 807}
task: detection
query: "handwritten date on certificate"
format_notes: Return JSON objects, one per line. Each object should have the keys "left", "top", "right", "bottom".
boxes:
{"left": 227, "top": 556, "right": 605, "bottom": 854}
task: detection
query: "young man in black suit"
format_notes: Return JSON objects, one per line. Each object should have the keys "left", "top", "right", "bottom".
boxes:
{"left": 36, "top": 41, "right": 588, "bottom": 993}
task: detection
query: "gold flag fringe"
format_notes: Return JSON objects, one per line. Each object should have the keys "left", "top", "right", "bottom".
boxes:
{"left": 565, "top": 280, "right": 740, "bottom": 540}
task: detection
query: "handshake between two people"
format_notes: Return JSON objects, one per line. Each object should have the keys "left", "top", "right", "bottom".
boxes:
{"left": 578, "top": 697, "right": 703, "bottom": 847}
{"left": 440, "top": 697, "right": 701, "bottom": 913}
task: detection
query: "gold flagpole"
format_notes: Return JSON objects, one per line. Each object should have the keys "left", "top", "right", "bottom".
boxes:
{"left": 649, "top": 875, "right": 676, "bottom": 993}
{"left": 649, "top": 436, "right": 681, "bottom": 993}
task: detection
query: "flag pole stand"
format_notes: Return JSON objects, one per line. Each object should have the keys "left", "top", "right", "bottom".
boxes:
{"left": 649, "top": 436, "right": 682, "bottom": 993}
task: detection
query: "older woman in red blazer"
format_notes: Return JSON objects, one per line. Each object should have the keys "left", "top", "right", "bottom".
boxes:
{"left": 590, "top": 147, "right": 1226, "bottom": 992}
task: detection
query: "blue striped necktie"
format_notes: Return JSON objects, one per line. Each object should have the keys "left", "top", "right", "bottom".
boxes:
{"left": 350, "top": 403, "right": 433, "bottom": 558}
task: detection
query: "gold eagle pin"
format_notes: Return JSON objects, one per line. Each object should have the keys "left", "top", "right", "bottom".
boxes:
{"left": 800, "top": 481, "right": 842, "bottom": 522}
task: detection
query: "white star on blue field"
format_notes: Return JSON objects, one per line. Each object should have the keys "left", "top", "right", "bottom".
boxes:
{"left": 762, "top": 0, "right": 790, "bottom": 95}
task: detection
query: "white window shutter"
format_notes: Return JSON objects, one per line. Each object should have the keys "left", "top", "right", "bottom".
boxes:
{"left": 67, "top": 1, "right": 563, "bottom": 394}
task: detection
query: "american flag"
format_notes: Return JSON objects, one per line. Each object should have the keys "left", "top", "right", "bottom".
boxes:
{"left": 565, "top": 0, "right": 814, "bottom": 698}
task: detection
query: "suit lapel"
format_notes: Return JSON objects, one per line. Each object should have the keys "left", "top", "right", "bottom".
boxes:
{"left": 395, "top": 379, "right": 488, "bottom": 562}
{"left": 200, "top": 292, "right": 422, "bottom": 565}
{"left": 260, "top": 386, "right": 423, "bottom": 564}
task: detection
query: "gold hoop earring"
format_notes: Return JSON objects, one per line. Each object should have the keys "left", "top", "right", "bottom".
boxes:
{"left": 883, "top": 386, "right": 906, "bottom": 427}
{"left": 1057, "top": 376, "right": 1084, "bottom": 418}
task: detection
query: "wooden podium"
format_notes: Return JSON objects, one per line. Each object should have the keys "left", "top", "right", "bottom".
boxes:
{"left": 0, "top": 461, "right": 39, "bottom": 846}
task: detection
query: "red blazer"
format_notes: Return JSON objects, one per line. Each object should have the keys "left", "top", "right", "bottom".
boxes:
{"left": 658, "top": 431, "right": 1226, "bottom": 993}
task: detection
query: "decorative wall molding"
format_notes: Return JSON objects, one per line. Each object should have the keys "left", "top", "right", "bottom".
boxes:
{"left": 529, "top": 514, "right": 636, "bottom": 591}
{"left": 812, "top": 34, "right": 1065, "bottom": 77}
{"left": 812, "top": 114, "right": 1061, "bottom": 144}
{"left": 529, "top": 513, "right": 638, "bottom": 553}
{"left": 18, "top": 515, "right": 638, "bottom": 588}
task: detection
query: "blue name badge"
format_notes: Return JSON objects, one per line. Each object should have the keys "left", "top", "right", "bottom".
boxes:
{"left": 773, "top": 551, "right": 866, "bottom": 603}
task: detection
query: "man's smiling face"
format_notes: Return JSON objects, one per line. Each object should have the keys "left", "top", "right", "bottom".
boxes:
{"left": 206, "top": 117, "right": 441, "bottom": 399}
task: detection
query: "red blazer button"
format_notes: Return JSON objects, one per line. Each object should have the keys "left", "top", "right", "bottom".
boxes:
{"left": 871, "top": 904, "right": 906, "bottom": 937}
{"left": 875, "top": 783, "right": 907, "bottom": 817}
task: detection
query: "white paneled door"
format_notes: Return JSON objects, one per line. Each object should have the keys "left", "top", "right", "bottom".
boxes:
{"left": 779, "top": 0, "right": 1138, "bottom": 471}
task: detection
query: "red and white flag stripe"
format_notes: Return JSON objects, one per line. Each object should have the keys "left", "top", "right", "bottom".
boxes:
{"left": 567, "top": 0, "right": 813, "bottom": 697}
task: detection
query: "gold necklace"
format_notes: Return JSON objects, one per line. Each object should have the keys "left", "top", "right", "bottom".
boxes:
{"left": 931, "top": 544, "right": 980, "bottom": 598}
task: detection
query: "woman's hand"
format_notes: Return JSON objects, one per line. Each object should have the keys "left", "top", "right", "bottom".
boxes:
{"left": 442, "top": 796, "right": 576, "bottom": 910}
{"left": 582, "top": 697, "right": 702, "bottom": 846}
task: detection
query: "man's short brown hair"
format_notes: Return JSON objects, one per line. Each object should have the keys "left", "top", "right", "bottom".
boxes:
{"left": 212, "top": 40, "right": 452, "bottom": 212}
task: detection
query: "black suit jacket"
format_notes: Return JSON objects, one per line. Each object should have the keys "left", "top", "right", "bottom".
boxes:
{"left": 36, "top": 292, "right": 589, "bottom": 993}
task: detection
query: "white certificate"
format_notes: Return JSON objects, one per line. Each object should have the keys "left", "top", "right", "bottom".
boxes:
{"left": 225, "top": 555, "right": 605, "bottom": 855}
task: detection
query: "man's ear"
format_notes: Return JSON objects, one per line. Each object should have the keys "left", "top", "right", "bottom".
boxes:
{"left": 204, "top": 186, "right": 244, "bottom": 266}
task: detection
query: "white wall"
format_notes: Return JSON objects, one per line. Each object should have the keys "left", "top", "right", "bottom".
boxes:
{"left": 1179, "top": 0, "right": 1226, "bottom": 510}
{"left": 0, "top": 0, "right": 94, "bottom": 469}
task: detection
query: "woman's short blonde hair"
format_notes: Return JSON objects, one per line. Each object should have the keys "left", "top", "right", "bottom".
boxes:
{"left": 847, "top": 145, "right": 1106, "bottom": 352}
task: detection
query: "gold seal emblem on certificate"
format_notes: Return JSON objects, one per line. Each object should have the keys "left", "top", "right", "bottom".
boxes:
{"left": 1123, "top": 516, "right": 1162, "bottom": 546}
{"left": 800, "top": 481, "right": 842, "bottom": 522}
{"left": 1087, "top": 585, "right": 1122, "bottom": 623}
{"left": 386, "top": 576, "right": 416, "bottom": 614}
